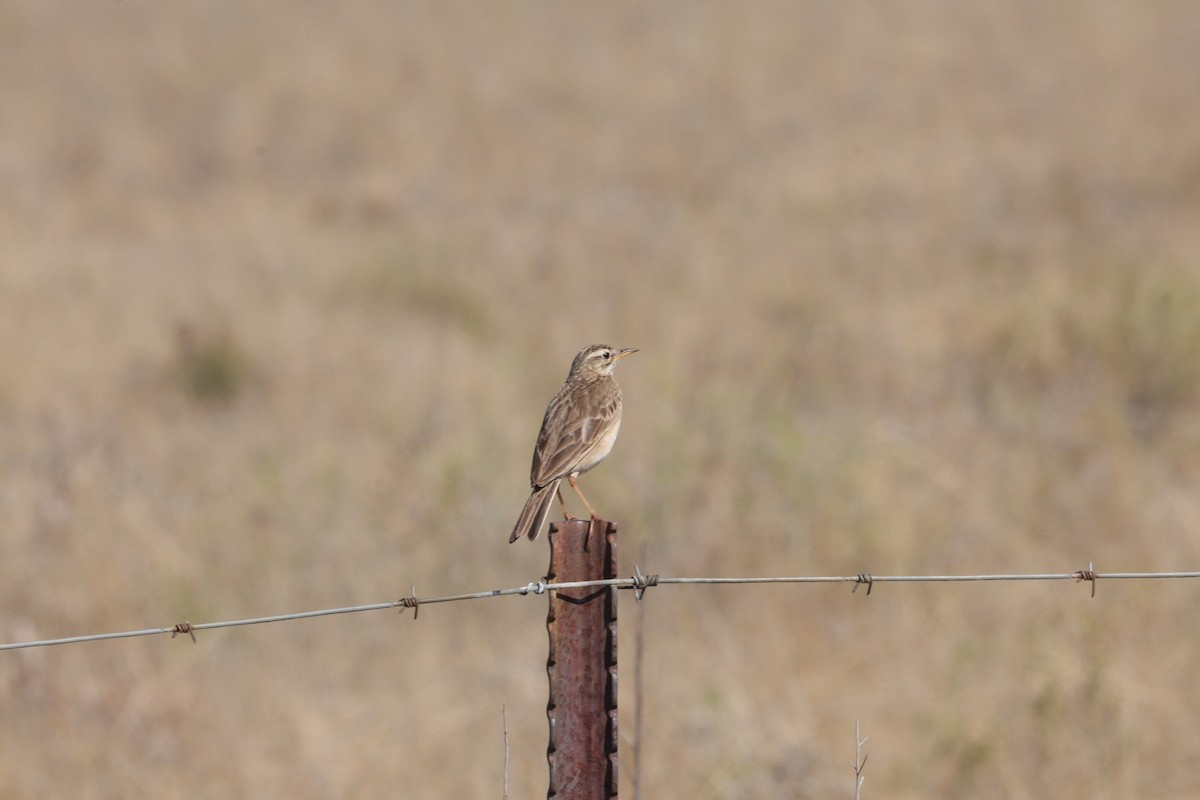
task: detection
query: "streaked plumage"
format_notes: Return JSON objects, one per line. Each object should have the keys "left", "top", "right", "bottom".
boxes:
{"left": 509, "top": 344, "right": 638, "bottom": 543}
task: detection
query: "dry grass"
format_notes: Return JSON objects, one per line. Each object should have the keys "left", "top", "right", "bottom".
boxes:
{"left": 2, "top": 1, "right": 1200, "bottom": 796}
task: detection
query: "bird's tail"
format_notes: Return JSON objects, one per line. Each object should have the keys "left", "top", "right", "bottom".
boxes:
{"left": 509, "top": 479, "right": 560, "bottom": 543}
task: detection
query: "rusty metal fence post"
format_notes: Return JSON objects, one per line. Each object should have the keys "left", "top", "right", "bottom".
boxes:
{"left": 546, "top": 518, "right": 618, "bottom": 799}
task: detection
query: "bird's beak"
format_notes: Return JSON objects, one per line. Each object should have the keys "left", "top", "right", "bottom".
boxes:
{"left": 613, "top": 348, "right": 639, "bottom": 361}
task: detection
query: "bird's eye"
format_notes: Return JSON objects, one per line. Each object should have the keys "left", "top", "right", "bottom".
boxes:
{"left": 603, "top": 351, "right": 612, "bottom": 359}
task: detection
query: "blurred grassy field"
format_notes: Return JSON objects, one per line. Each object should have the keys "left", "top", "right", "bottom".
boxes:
{"left": 2, "top": 1, "right": 1200, "bottom": 797}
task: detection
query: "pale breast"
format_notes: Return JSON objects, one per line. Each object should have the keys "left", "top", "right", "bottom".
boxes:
{"left": 573, "top": 414, "right": 621, "bottom": 475}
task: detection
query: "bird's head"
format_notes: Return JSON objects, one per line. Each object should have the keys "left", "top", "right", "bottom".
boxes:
{"left": 569, "top": 344, "right": 638, "bottom": 378}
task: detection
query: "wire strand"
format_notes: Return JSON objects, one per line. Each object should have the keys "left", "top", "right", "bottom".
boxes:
{"left": 3, "top": 569, "right": 1198, "bottom": 651}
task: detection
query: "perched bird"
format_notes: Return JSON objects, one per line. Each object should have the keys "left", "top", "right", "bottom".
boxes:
{"left": 509, "top": 344, "right": 638, "bottom": 543}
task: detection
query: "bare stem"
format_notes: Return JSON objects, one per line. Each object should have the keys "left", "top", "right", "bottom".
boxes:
{"left": 853, "top": 720, "right": 868, "bottom": 800}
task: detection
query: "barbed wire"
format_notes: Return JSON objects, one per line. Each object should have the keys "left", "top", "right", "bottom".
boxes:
{"left": 2, "top": 565, "right": 1198, "bottom": 651}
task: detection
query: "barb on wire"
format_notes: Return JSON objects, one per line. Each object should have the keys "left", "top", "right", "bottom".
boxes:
{"left": 398, "top": 586, "right": 420, "bottom": 619}
{"left": 852, "top": 573, "right": 874, "bottom": 595}
{"left": 170, "top": 621, "right": 197, "bottom": 643}
{"left": 3, "top": 565, "right": 1199, "bottom": 651}
{"left": 630, "top": 564, "right": 659, "bottom": 602}
{"left": 521, "top": 580, "right": 548, "bottom": 596}
{"left": 1074, "top": 561, "right": 1098, "bottom": 598}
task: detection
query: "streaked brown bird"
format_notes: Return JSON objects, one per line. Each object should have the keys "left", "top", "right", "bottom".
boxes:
{"left": 509, "top": 344, "right": 638, "bottom": 543}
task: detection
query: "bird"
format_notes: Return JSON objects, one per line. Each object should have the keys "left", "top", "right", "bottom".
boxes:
{"left": 509, "top": 344, "right": 638, "bottom": 543}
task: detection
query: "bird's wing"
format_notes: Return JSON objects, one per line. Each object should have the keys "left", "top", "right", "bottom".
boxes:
{"left": 530, "top": 386, "right": 620, "bottom": 488}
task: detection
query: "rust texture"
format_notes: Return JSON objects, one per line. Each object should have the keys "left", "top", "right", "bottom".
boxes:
{"left": 546, "top": 518, "right": 618, "bottom": 800}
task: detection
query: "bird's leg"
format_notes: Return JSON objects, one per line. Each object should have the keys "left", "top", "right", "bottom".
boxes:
{"left": 567, "top": 474, "right": 601, "bottom": 520}
{"left": 556, "top": 486, "right": 581, "bottom": 521}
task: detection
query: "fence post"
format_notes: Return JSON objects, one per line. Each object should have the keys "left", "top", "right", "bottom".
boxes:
{"left": 546, "top": 518, "right": 618, "bottom": 800}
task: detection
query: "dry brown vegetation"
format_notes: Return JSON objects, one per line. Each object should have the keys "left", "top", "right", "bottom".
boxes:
{"left": 2, "top": 2, "right": 1200, "bottom": 797}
